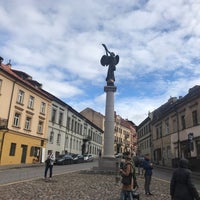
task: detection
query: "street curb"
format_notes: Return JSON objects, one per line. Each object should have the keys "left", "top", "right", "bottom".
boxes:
{"left": 0, "top": 163, "right": 44, "bottom": 171}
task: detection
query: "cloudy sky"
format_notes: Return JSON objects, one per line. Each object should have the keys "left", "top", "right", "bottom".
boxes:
{"left": 1, "top": 0, "right": 200, "bottom": 125}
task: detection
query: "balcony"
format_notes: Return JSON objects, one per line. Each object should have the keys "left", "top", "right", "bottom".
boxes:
{"left": 83, "top": 135, "right": 91, "bottom": 142}
{"left": 0, "top": 118, "right": 8, "bottom": 129}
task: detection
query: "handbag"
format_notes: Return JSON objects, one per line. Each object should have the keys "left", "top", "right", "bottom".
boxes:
{"left": 45, "top": 158, "right": 51, "bottom": 165}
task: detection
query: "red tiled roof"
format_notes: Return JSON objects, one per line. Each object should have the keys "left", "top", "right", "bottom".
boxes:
{"left": 0, "top": 63, "right": 50, "bottom": 100}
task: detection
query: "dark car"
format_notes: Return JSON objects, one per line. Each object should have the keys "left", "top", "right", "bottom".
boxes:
{"left": 55, "top": 154, "right": 73, "bottom": 165}
{"left": 134, "top": 156, "right": 144, "bottom": 167}
{"left": 72, "top": 154, "right": 84, "bottom": 164}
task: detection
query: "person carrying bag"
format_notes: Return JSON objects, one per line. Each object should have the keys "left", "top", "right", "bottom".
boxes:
{"left": 120, "top": 153, "right": 134, "bottom": 200}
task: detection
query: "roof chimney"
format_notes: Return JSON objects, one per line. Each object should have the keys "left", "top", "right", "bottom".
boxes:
{"left": 6, "top": 59, "right": 12, "bottom": 68}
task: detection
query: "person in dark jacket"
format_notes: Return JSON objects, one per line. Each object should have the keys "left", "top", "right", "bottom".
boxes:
{"left": 143, "top": 154, "right": 153, "bottom": 195}
{"left": 44, "top": 150, "right": 55, "bottom": 180}
{"left": 170, "top": 158, "right": 200, "bottom": 200}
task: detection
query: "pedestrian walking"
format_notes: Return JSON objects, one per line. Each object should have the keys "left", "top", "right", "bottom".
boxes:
{"left": 170, "top": 158, "right": 200, "bottom": 200}
{"left": 120, "top": 152, "right": 134, "bottom": 200}
{"left": 44, "top": 150, "right": 55, "bottom": 180}
{"left": 143, "top": 154, "right": 153, "bottom": 195}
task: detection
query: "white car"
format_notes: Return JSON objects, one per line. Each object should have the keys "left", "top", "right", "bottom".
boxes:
{"left": 83, "top": 154, "right": 93, "bottom": 162}
{"left": 115, "top": 153, "right": 123, "bottom": 158}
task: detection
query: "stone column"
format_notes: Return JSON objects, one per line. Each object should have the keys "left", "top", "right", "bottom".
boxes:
{"left": 103, "top": 85, "right": 117, "bottom": 157}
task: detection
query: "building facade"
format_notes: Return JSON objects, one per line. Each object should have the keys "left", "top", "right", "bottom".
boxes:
{"left": 81, "top": 108, "right": 137, "bottom": 156}
{"left": 137, "top": 117, "right": 152, "bottom": 159}
{"left": 0, "top": 59, "right": 103, "bottom": 165}
{"left": 0, "top": 61, "right": 51, "bottom": 165}
{"left": 44, "top": 94, "right": 103, "bottom": 159}
{"left": 80, "top": 107, "right": 104, "bottom": 155}
{"left": 137, "top": 86, "right": 200, "bottom": 171}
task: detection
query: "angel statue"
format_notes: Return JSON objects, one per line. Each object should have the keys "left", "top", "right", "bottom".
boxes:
{"left": 100, "top": 44, "right": 119, "bottom": 86}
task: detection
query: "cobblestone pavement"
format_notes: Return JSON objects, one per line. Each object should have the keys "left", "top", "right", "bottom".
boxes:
{"left": 0, "top": 172, "right": 171, "bottom": 200}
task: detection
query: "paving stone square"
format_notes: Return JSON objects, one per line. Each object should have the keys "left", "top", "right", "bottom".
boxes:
{"left": 0, "top": 172, "right": 171, "bottom": 200}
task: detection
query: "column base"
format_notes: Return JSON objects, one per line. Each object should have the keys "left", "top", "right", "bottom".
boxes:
{"left": 92, "top": 157, "right": 120, "bottom": 173}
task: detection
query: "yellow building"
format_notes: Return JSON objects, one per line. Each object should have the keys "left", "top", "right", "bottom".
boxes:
{"left": 0, "top": 60, "right": 51, "bottom": 165}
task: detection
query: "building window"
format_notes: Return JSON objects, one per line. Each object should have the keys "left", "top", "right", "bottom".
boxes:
{"left": 37, "top": 121, "right": 43, "bottom": 134}
{"left": 28, "top": 95, "right": 34, "bottom": 109}
{"left": 75, "top": 121, "right": 77, "bottom": 133}
{"left": 181, "top": 115, "right": 186, "bottom": 129}
{"left": 13, "top": 113, "right": 20, "bottom": 127}
{"left": 57, "top": 133, "right": 61, "bottom": 145}
{"left": 165, "top": 120, "right": 169, "bottom": 135}
{"left": 71, "top": 119, "right": 74, "bottom": 131}
{"left": 9, "top": 143, "right": 16, "bottom": 156}
{"left": 192, "top": 110, "right": 198, "bottom": 126}
{"left": 80, "top": 124, "right": 82, "bottom": 135}
{"left": 173, "top": 119, "right": 176, "bottom": 133}
{"left": 156, "top": 127, "right": 159, "bottom": 139}
{"left": 59, "top": 112, "right": 63, "bottom": 126}
{"left": 159, "top": 126, "right": 162, "bottom": 138}
{"left": 67, "top": 117, "right": 71, "bottom": 129}
{"left": 17, "top": 90, "right": 24, "bottom": 104}
{"left": 40, "top": 102, "right": 46, "bottom": 114}
{"left": 51, "top": 108, "right": 56, "bottom": 123}
{"left": 25, "top": 116, "right": 31, "bottom": 130}
{"left": 30, "top": 146, "right": 40, "bottom": 158}
{"left": 49, "top": 131, "right": 54, "bottom": 143}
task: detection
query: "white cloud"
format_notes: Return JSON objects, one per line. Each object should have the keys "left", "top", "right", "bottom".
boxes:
{"left": 1, "top": 0, "right": 200, "bottom": 125}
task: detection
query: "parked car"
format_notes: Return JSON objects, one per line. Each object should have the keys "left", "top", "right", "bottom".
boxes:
{"left": 55, "top": 154, "right": 73, "bottom": 165}
{"left": 133, "top": 156, "right": 144, "bottom": 167}
{"left": 72, "top": 154, "right": 84, "bottom": 164}
{"left": 83, "top": 154, "right": 93, "bottom": 162}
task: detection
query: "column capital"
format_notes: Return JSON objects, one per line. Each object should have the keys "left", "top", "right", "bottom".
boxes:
{"left": 104, "top": 86, "right": 117, "bottom": 93}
